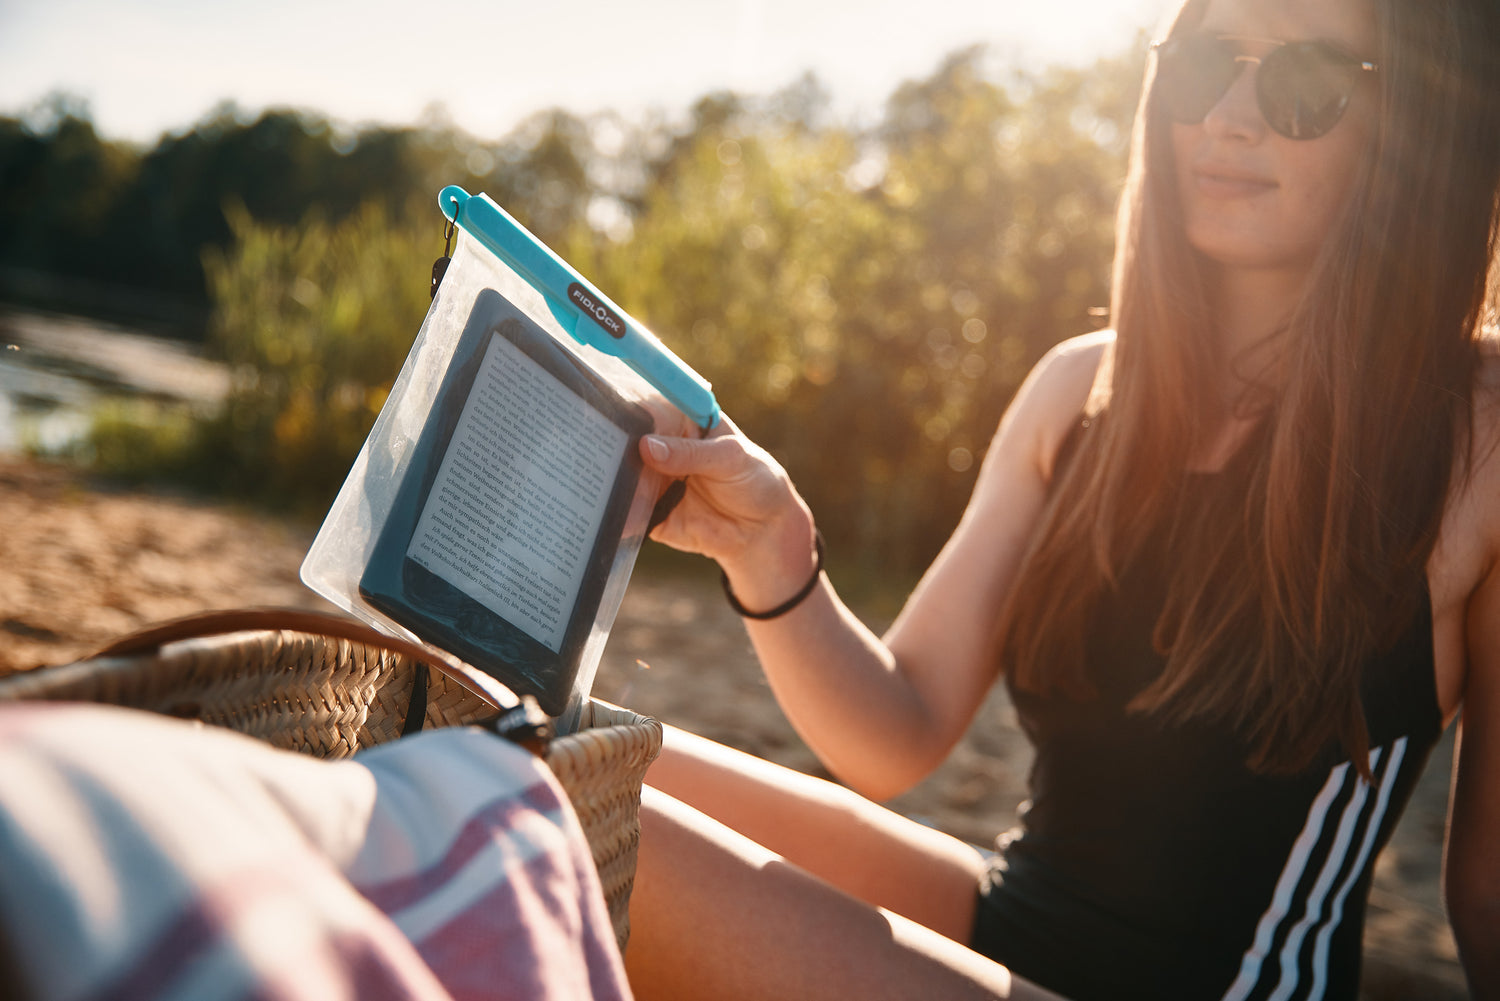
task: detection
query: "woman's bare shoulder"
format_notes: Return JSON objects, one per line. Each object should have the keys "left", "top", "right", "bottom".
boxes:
{"left": 1441, "top": 349, "right": 1500, "bottom": 598}
{"left": 999, "top": 330, "right": 1114, "bottom": 482}
{"left": 1034, "top": 329, "right": 1115, "bottom": 384}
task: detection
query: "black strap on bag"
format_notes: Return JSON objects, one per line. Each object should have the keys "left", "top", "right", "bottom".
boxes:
{"left": 646, "top": 419, "right": 715, "bottom": 531}
{"left": 430, "top": 199, "right": 458, "bottom": 299}
{"left": 401, "top": 663, "right": 429, "bottom": 736}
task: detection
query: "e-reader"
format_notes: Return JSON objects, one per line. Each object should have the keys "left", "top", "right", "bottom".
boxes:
{"left": 360, "top": 288, "right": 652, "bottom": 714}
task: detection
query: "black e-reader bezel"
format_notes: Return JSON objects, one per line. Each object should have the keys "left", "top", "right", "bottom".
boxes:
{"left": 359, "top": 287, "right": 653, "bottom": 715}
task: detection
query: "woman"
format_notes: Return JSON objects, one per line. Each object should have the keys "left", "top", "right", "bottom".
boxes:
{"left": 622, "top": 0, "right": 1500, "bottom": 997}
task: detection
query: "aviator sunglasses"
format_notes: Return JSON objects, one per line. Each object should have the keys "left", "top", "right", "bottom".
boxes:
{"left": 1152, "top": 33, "right": 1379, "bottom": 140}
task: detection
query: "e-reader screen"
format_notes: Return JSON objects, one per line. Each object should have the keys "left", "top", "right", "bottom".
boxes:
{"left": 359, "top": 288, "right": 651, "bottom": 714}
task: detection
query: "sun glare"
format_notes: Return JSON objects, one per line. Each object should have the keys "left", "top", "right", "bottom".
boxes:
{"left": 0, "top": 0, "right": 1177, "bottom": 144}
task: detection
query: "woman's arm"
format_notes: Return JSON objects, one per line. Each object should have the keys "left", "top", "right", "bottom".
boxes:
{"left": 1444, "top": 367, "right": 1500, "bottom": 998}
{"left": 1447, "top": 561, "right": 1500, "bottom": 998}
{"left": 641, "top": 333, "right": 1108, "bottom": 800}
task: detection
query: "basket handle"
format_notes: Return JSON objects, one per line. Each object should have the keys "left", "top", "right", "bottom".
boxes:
{"left": 89, "top": 607, "right": 529, "bottom": 715}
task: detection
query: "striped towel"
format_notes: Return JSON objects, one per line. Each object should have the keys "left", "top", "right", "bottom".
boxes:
{"left": 0, "top": 702, "right": 632, "bottom": 1001}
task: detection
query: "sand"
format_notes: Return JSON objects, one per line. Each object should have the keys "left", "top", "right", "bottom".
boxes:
{"left": 0, "top": 456, "right": 1469, "bottom": 998}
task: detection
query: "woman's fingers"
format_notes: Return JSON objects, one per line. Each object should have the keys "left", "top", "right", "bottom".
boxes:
{"left": 637, "top": 421, "right": 810, "bottom": 566}
{"left": 640, "top": 433, "right": 756, "bottom": 482}
{"left": 641, "top": 434, "right": 787, "bottom": 521}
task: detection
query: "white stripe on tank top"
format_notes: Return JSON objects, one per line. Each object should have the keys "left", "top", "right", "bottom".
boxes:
{"left": 1306, "top": 739, "right": 1407, "bottom": 1001}
{"left": 1219, "top": 739, "right": 1405, "bottom": 1001}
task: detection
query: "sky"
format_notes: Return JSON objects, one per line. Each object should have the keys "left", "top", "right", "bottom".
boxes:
{"left": 0, "top": 0, "right": 1176, "bottom": 146}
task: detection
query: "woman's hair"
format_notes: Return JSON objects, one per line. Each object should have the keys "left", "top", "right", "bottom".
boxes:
{"left": 998, "top": 0, "right": 1500, "bottom": 774}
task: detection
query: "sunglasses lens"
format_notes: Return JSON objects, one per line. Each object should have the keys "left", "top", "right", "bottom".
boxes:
{"left": 1157, "top": 35, "right": 1240, "bottom": 124}
{"left": 1258, "top": 42, "right": 1359, "bottom": 139}
{"left": 1156, "top": 35, "right": 1366, "bottom": 140}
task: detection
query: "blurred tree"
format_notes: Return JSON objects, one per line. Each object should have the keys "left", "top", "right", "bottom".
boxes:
{"left": 107, "top": 107, "right": 330, "bottom": 297}
{"left": 484, "top": 109, "right": 596, "bottom": 248}
{"left": 576, "top": 101, "right": 885, "bottom": 555}
{"left": 196, "top": 203, "right": 430, "bottom": 509}
{"left": 0, "top": 96, "right": 603, "bottom": 333}
{"left": 580, "top": 45, "right": 1142, "bottom": 575}
{"left": 0, "top": 95, "right": 138, "bottom": 286}
{"left": 28, "top": 43, "right": 1146, "bottom": 579}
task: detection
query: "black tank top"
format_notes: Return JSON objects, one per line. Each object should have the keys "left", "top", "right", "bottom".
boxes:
{"left": 970, "top": 424, "right": 1445, "bottom": 1001}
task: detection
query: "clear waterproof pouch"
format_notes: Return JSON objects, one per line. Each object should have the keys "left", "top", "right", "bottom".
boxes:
{"left": 302, "top": 185, "right": 719, "bottom": 731}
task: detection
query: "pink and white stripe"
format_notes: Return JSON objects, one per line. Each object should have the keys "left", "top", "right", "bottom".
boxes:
{"left": 0, "top": 703, "right": 631, "bottom": 1001}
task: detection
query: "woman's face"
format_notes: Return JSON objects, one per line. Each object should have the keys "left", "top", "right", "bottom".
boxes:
{"left": 1170, "top": 0, "right": 1379, "bottom": 278}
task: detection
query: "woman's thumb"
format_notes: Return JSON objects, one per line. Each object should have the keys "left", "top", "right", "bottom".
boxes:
{"left": 640, "top": 434, "right": 697, "bottom": 475}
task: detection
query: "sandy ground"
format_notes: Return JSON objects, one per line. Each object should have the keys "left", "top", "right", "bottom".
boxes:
{"left": 0, "top": 456, "right": 1469, "bottom": 998}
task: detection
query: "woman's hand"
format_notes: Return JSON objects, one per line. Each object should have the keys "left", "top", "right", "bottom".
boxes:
{"left": 638, "top": 417, "right": 819, "bottom": 615}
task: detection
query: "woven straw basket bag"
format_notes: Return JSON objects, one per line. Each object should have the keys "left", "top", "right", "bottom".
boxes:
{"left": 0, "top": 608, "right": 662, "bottom": 951}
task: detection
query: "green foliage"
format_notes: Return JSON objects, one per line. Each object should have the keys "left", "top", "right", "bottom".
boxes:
{"left": 196, "top": 204, "right": 431, "bottom": 511}
{"left": 81, "top": 400, "right": 210, "bottom": 486}
{"left": 34, "top": 42, "right": 1146, "bottom": 577}
{"left": 0, "top": 96, "right": 601, "bottom": 330}
{"left": 582, "top": 47, "right": 1142, "bottom": 571}
{"left": 74, "top": 205, "right": 430, "bottom": 512}
{"left": 0, "top": 97, "right": 140, "bottom": 285}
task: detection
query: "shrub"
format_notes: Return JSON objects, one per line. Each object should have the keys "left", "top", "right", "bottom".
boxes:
{"left": 197, "top": 203, "right": 432, "bottom": 512}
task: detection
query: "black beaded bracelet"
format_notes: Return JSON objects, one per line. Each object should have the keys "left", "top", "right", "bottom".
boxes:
{"left": 721, "top": 530, "right": 826, "bottom": 620}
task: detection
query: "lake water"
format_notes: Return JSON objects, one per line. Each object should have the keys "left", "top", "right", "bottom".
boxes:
{"left": 0, "top": 309, "right": 229, "bottom": 454}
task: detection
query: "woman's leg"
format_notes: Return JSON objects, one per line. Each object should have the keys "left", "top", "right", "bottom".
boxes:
{"left": 645, "top": 725, "right": 985, "bottom": 941}
{"left": 625, "top": 787, "right": 1060, "bottom": 1001}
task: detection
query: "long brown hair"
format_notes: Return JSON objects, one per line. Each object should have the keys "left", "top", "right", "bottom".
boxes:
{"left": 998, "top": 0, "right": 1500, "bottom": 774}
